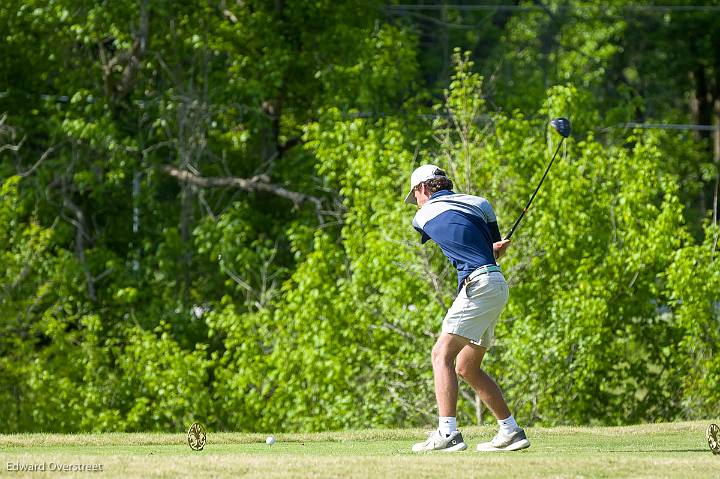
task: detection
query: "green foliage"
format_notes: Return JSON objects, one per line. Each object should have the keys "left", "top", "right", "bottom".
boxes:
{"left": 666, "top": 223, "right": 720, "bottom": 418}
{"left": 1, "top": 1, "right": 718, "bottom": 433}
{"left": 0, "top": 176, "right": 60, "bottom": 431}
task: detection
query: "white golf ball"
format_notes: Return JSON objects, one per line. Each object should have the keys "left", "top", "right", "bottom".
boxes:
{"left": 266, "top": 436, "right": 276, "bottom": 445}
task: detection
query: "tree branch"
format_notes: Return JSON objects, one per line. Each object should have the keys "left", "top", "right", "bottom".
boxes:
{"left": 279, "top": 136, "right": 303, "bottom": 154}
{"left": 18, "top": 142, "right": 64, "bottom": 177}
{"left": 0, "top": 113, "right": 24, "bottom": 155}
{"left": 118, "top": 0, "right": 150, "bottom": 98}
{"left": 98, "top": 0, "right": 150, "bottom": 101}
{"left": 0, "top": 137, "right": 24, "bottom": 154}
{"left": 161, "top": 165, "right": 323, "bottom": 210}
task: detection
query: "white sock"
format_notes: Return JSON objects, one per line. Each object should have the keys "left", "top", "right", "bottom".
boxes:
{"left": 498, "top": 414, "right": 518, "bottom": 434}
{"left": 439, "top": 416, "right": 457, "bottom": 436}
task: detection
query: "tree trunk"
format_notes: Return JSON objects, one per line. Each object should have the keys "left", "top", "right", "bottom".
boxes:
{"left": 691, "top": 65, "right": 713, "bottom": 219}
{"left": 63, "top": 197, "right": 97, "bottom": 303}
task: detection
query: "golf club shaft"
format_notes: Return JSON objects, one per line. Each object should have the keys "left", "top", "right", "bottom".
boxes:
{"left": 505, "top": 138, "right": 565, "bottom": 240}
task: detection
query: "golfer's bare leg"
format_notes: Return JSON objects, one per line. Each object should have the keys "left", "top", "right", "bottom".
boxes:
{"left": 455, "top": 343, "right": 511, "bottom": 420}
{"left": 431, "top": 333, "right": 470, "bottom": 417}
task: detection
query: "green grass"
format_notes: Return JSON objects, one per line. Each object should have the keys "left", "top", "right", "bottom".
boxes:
{"left": 1, "top": 421, "right": 717, "bottom": 478}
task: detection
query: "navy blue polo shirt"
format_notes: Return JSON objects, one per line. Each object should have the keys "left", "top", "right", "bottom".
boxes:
{"left": 412, "top": 190, "right": 502, "bottom": 291}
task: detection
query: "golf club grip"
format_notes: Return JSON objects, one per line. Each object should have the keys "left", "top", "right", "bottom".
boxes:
{"left": 504, "top": 138, "right": 565, "bottom": 240}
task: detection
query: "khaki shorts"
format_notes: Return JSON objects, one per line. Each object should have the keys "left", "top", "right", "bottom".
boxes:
{"left": 442, "top": 271, "right": 509, "bottom": 347}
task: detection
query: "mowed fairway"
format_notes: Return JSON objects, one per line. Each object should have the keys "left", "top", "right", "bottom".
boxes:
{"left": 1, "top": 421, "right": 717, "bottom": 478}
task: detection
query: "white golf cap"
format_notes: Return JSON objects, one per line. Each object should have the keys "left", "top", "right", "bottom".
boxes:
{"left": 404, "top": 164, "right": 447, "bottom": 205}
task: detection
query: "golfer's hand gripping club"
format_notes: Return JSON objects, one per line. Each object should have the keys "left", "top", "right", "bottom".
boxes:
{"left": 493, "top": 239, "right": 512, "bottom": 260}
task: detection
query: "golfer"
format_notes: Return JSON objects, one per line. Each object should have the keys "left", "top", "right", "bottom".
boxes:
{"left": 406, "top": 164, "right": 530, "bottom": 453}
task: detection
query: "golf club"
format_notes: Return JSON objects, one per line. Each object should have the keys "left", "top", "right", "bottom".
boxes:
{"left": 505, "top": 117, "right": 571, "bottom": 240}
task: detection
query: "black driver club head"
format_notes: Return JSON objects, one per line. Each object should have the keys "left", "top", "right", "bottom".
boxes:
{"left": 550, "top": 117, "right": 571, "bottom": 138}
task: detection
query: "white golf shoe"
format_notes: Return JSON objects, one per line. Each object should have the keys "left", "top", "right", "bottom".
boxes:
{"left": 476, "top": 427, "right": 530, "bottom": 452}
{"left": 412, "top": 430, "right": 467, "bottom": 452}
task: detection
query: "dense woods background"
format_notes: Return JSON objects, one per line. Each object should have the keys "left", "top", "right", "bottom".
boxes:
{"left": 1, "top": 1, "right": 719, "bottom": 433}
